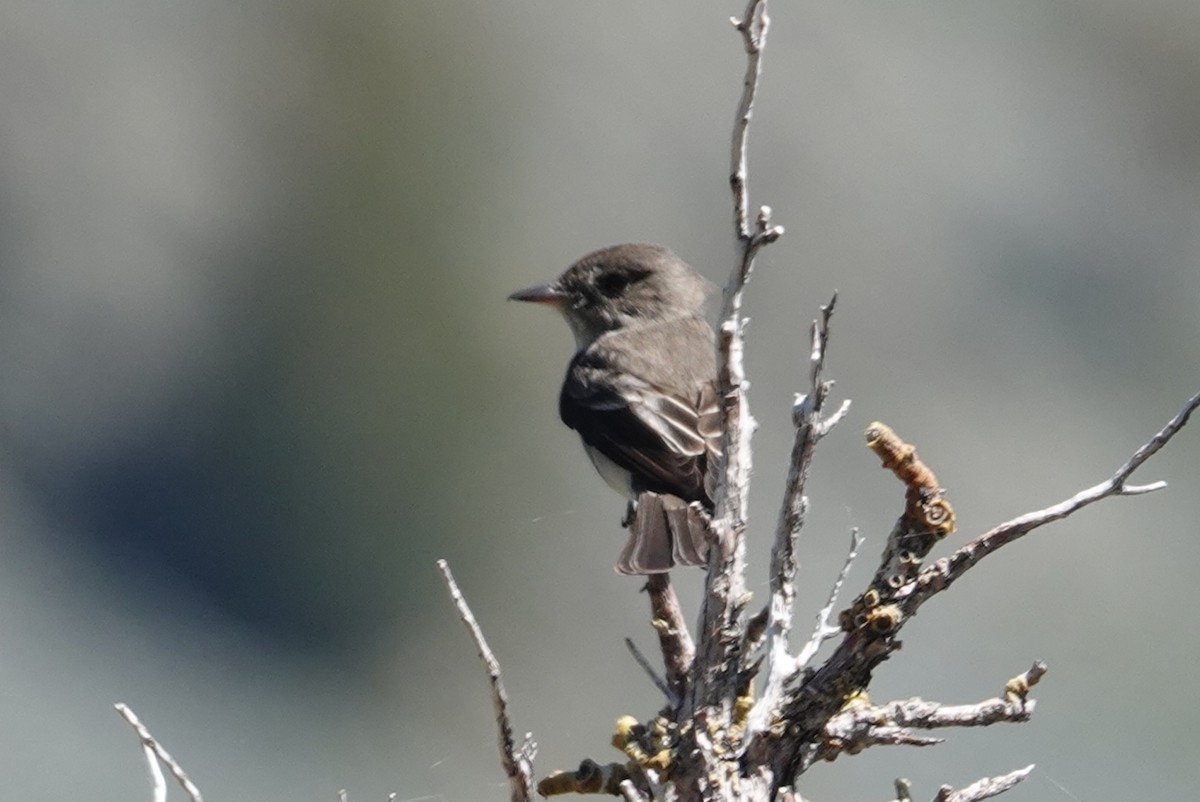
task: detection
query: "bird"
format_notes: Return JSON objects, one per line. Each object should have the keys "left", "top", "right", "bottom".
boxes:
{"left": 509, "top": 243, "right": 721, "bottom": 574}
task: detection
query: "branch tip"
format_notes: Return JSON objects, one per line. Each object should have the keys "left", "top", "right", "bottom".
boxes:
{"left": 437, "top": 559, "right": 535, "bottom": 802}
{"left": 930, "top": 764, "right": 1035, "bottom": 802}
{"left": 114, "top": 703, "right": 204, "bottom": 802}
{"left": 1119, "top": 480, "right": 1167, "bottom": 495}
{"left": 903, "top": 390, "right": 1199, "bottom": 613}
{"left": 625, "top": 637, "right": 672, "bottom": 702}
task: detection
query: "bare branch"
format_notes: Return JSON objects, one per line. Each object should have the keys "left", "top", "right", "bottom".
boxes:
{"left": 691, "top": 0, "right": 781, "bottom": 725}
{"left": 747, "top": 296, "right": 845, "bottom": 735}
{"left": 795, "top": 528, "right": 862, "bottom": 672}
{"left": 875, "top": 693, "right": 1036, "bottom": 730}
{"left": 645, "top": 574, "right": 694, "bottom": 707}
{"left": 1118, "top": 480, "right": 1168, "bottom": 495}
{"left": 114, "top": 703, "right": 203, "bottom": 802}
{"left": 436, "top": 560, "right": 535, "bottom": 802}
{"left": 625, "top": 637, "right": 672, "bottom": 702}
{"left": 820, "top": 399, "right": 852, "bottom": 435}
{"left": 930, "top": 765, "right": 1035, "bottom": 802}
{"left": 728, "top": 0, "right": 780, "bottom": 248}
{"left": 774, "top": 389, "right": 1197, "bottom": 780}
{"left": 132, "top": 722, "right": 166, "bottom": 802}
{"left": 832, "top": 726, "right": 945, "bottom": 753}
{"left": 774, "top": 395, "right": 1197, "bottom": 784}
{"left": 791, "top": 656, "right": 1046, "bottom": 778}
{"left": 831, "top": 691, "right": 1053, "bottom": 763}
{"left": 901, "top": 389, "right": 1200, "bottom": 614}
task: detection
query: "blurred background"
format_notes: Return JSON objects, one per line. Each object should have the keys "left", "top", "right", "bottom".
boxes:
{"left": 0, "top": 1, "right": 1196, "bottom": 799}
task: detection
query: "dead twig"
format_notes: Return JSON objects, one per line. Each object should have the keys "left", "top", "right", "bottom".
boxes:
{"left": 692, "top": 0, "right": 783, "bottom": 716}
{"left": 625, "top": 637, "right": 672, "bottom": 702}
{"left": 746, "top": 297, "right": 849, "bottom": 736}
{"left": 114, "top": 703, "right": 203, "bottom": 802}
{"left": 795, "top": 528, "right": 863, "bottom": 673}
{"left": 644, "top": 574, "right": 694, "bottom": 708}
{"left": 436, "top": 559, "right": 535, "bottom": 802}
{"left": 900, "top": 390, "right": 1200, "bottom": 614}
{"left": 819, "top": 663, "right": 1047, "bottom": 763}
{"left": 930, "top": 765, "right": 1035, "bottom": 802}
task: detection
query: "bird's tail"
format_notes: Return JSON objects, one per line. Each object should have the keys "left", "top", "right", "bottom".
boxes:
{"left": 616, "top": 492, "right": 712, "bottom": 575}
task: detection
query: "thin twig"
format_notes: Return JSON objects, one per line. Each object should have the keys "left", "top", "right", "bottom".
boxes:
{"left": 625, "top": 637, "right": 672, "bottom": 702}
{"left": 436, "top": 559, "right": 535, "bottom": 802}
{"left": 930, "top": 764, "right": 1035, "bottom": 802}
{"left": 775, "top": 393, "right": 1196, "bottom": 784}
{"left": 693, "top": 0, "right": 782, "bottom": 723}
{"left": 795, "top": 528, "right": 862, "bottom": 672}
{"left": 137, "top": 732, "right": 166, "bottom": 802}
{"left": 820, "top": 662, "right": 1045, "bottom": 762}
{"left": 747, "top": 297, "right": 846, "bottom": 735}
{"left": 728, "top": 0, "right": 783, "bottom": 251}
{"left": 645, "top": 573, "right": 694, "bottom": 706}
{"left": 901, "top": 389, "right": 1200, "bottom": 614}
{"left": 839, "top": 727, "right": 944, "bottom": 751}
{"left": 114, "top": 703, "right": 203, "bottom": 802}
{"left": 880, "top": 694, "right": 1037, "bottom": 729}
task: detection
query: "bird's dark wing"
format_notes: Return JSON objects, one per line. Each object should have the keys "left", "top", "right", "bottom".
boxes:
{"left": 559, "top": 335, "right": 719, "bottom": 506}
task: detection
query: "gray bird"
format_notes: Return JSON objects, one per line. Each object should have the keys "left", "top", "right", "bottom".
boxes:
{"left": 509, "top": 243, "right": 721, "bottom": 574}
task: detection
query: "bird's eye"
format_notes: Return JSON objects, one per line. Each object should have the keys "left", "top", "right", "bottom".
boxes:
{"left": 596, "top": 272, "right": 629, "bottom": 297}
{"left": 596, "top": 268, "right": 648, "bottom": 297}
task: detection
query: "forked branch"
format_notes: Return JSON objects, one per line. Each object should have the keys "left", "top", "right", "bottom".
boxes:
{"left": 900, "top": 389, "right": 1200, "bottom": 615}
{"left": 771, "top": 394, "right": 1197, "bottom": 787}
{"left": 746, "top": 295, "right": 851, "bottom": 737}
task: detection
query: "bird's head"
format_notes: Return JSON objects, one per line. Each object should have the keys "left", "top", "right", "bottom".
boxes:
{"left": 509, "top": 243, "right": 714, "bottom": 349}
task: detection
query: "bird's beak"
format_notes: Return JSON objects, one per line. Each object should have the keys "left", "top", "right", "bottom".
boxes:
{"left": 508, "top": 281, "right": 568, "bottom": 306}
